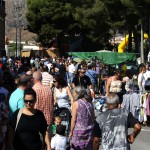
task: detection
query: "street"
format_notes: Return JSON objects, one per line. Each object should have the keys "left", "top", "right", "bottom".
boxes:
{"left": 130, "top": 126, "right": 150, "bottom": 150}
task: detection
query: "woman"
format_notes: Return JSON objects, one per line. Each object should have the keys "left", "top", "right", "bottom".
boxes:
{"left": 106, "top": 69, "right": 123, "bottom": 104}
{"left": 2, "top": 70, "right": 16, "bottom": 94}
{"left": 53, "top": 74, "right": 74, "bottom": 110}
{"left": 138, "top": 65, "right": 147, "bottom": 93}
{"left": 8, "top": 88, "right": 51, "bottom": 150}
{"left": 69, "top": 86, "right": 94, "bottom": 150}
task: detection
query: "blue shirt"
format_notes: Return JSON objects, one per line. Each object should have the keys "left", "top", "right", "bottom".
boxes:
{"left": 85, "top": 69, "right": 98, "bottom": 84}
{"left": 9, "top": 88, "right": 25, "bottom": 116}
{"left": 44, "top": 61, "right": 49, "bottom": 66}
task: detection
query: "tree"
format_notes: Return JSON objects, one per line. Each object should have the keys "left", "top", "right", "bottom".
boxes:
{"left": 26, "top": 0, "right": 150, "bottom": 54}
{"left": 72, "top": 0, "right": 111, "bottom": 50}
{"left": 98, "top": 0, "right": 150, "bottom": 52}
{"left": 26, "top": 0, "right": 74, "bottom": 45}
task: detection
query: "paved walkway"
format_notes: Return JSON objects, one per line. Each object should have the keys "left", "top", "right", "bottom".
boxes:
{"left": 130, "top": 126, "right": 150, "bottom": 150}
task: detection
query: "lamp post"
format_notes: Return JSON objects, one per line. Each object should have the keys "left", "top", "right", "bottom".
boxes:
{"left": 13, "top": 0, "right": 25, "bottom": 57}
{"left": 141, "top": 17, "right": 144, "bottom": 63}
{"left": 138, "top": 0, "right": 144, "bottom": 64}
{"left": 15, "top": 13, "right": 18, "bottom": 57}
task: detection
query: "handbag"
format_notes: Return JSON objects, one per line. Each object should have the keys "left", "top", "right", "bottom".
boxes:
{"left": 15, "top": 108, "right": 23, "bottom": 132}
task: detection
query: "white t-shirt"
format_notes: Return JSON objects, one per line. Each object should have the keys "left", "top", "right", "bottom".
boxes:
{"left": 68, "top": 64, "right": 75, "bottom": 73}
{"left": 51, "top": 134, "right": 67, "bottom": 150}
{"left": 47, "top": 63, "right": 53, "bottom": 69}
{"left": 30, "top": 59, "right": 35, "bottom": 64}
{"left": 8, "top": 58, "right": 13, "bottom": 64}
{"left": 42, "top": 72, "right": 53, "bottom": 86}
{"left": 138, "top": 71, "right": 150, "bottom": 85}
{"left": 138, "top": 72, "right": 148, "bottom": 91}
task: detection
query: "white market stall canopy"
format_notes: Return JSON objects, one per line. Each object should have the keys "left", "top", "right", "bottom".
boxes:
{"left": 23, "top": 45, "right": 40, "bottom": 51}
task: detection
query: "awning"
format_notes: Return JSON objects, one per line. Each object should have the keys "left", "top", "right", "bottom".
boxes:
{"left": 69, "top": 52, "right": 136, "bottom": 65}
{"left": 46, "top": 48, "right": 59, "bottom": 58}
{"left": 22, "top": 51, "right": 31, "bottom": 57}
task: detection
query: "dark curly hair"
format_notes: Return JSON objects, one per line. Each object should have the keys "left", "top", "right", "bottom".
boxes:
{"left": 53, "top": 74, "right": 67, "bottom": 88}
{"left": 24, "top": 88, "right": 36, "bottom": 101}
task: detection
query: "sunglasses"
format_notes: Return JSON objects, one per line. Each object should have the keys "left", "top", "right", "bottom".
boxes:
{"left": 24, "top": 99, "right": 35, "bottom": 104}
{"left": 53, "top": 80, "right": 58, "bottom": 83}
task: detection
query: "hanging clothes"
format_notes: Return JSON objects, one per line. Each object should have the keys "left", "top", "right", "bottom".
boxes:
{"left": 139, "top": 93, "right": 148, "bottom": 123}
{"left": 122, "top": 93, "right": 140, "bottom": 119}
{"left": 146, "top": 93, "right": 150, "bottom": 116}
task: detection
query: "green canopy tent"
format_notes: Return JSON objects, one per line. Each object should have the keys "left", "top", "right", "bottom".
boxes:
{"left": 69, "top": 51, "right": 136, "bottom": 65}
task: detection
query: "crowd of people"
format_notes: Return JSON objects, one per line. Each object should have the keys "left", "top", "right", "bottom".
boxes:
{"left": 0, "top": 55, "right": 149, "bottom": 150}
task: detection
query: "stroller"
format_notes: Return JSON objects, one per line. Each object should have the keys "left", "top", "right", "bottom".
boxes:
{"left": 54, "top": 107, "right": 71, "bottom": 136}
{"left": 53, "top": 107, "right": 71, "bottom": 150}
{"left": 95, "top": 97, "right": 107, "bottom": 112}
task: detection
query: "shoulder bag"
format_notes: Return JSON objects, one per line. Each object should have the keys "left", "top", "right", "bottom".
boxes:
{"left": 15, "top": 108, "right": 23, "bottom": 132}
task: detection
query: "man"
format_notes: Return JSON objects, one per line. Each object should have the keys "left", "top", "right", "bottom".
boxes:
{"left": 93, "top": 93, "right": 141, "bottom": 150}
{"left": 32, "top": 71, "right": 53, "bottom": 127}
{"left": 47, "top": 60, "right": 53, "bottom": 72}
{"left": 59, "top": 61, "right": 66, "bottom": 77}
{"left": 9, "top": 74, "right": 31, "bottom": 116}
{"left": 55, "top": 59, "right": 61, "bottom": 70}
{"left": 68, "top": 60, "right": 75, "bottom": 85}
{"left": 0, "top": 78, "right": 9, "bottom": 149}
{"left": 145, "top": 63, "right": 150, "bottom": 78}
{"left": 41, "top": 65, "right": 53, "bottom": 88}
{"left": 85, "top": 64, "right": 99, "bottom": 92}
{"left": 72, "top": 68, "right": 92, "bottom": 89}
{"left": 121, "top": 62, "right": 127, "bottom": 77}
{"left": 7, "top": 57, "right": 13, "bottom": 68}
{"left": 34, "top": 57, "right": 40, "bottom": 69}
{"left": 100, "top": 64, "right": 108, "bottom": 96}
{"left": 0, "top": 78, "right": 9, "bottom": 103}
{"left": 44, "top": 57, "right": 49, "bottom": 66}
{"left": 138, "top": 65, "right": 147, "bottom": 92}
{"left": 30, "top": 57, "right": 35, "bottom": 68}
{"left": 143, "top": 63, "right": 150, "bottom": 91}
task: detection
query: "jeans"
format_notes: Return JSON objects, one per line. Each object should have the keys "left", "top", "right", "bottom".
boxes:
{"left": 68, "top": 72, "right": 74, "bottom": 85}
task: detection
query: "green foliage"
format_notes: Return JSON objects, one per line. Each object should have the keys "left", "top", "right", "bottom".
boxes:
{"left": 26, "top": 0, "right": 150, "bottom": 51}
{"left": 8, "top": 43, "right": 16, "bottom": 52}
{"left": 27, "top": 0, "right": 74, "bottom": 46}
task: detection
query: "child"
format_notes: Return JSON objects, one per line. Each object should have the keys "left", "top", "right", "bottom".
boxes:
{"left": 51, "top": 124, "right": 67, "bottom": 150}
{"left": 52, "top": 116, "right": 62, "bottom": 136}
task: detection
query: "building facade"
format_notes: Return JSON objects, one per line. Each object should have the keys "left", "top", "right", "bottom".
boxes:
{"left": 0, "top": 0, "right": 6, "bottom": 53}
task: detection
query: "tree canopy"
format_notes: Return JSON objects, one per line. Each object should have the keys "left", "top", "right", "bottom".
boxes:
{"left": 26, "top": 0, "right": 150, "bottom": 52}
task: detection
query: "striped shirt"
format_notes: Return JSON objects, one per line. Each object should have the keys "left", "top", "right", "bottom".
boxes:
{"left": 42, "top": 72, "right": 53, "bottom": 86}
{"left": 33, "top": 83, "right": 53, "bottom": 125}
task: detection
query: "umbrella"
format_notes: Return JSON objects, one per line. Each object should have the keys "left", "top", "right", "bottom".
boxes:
{"left": 73, "top": 57, "right": 83, "bottom": 62}
{"left": 96, "top": 50, "right": 111, "bottom": 52}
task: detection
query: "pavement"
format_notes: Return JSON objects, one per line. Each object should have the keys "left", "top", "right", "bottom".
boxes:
{"left": 130, "top": 126, "right": 150, "bottom": 150}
